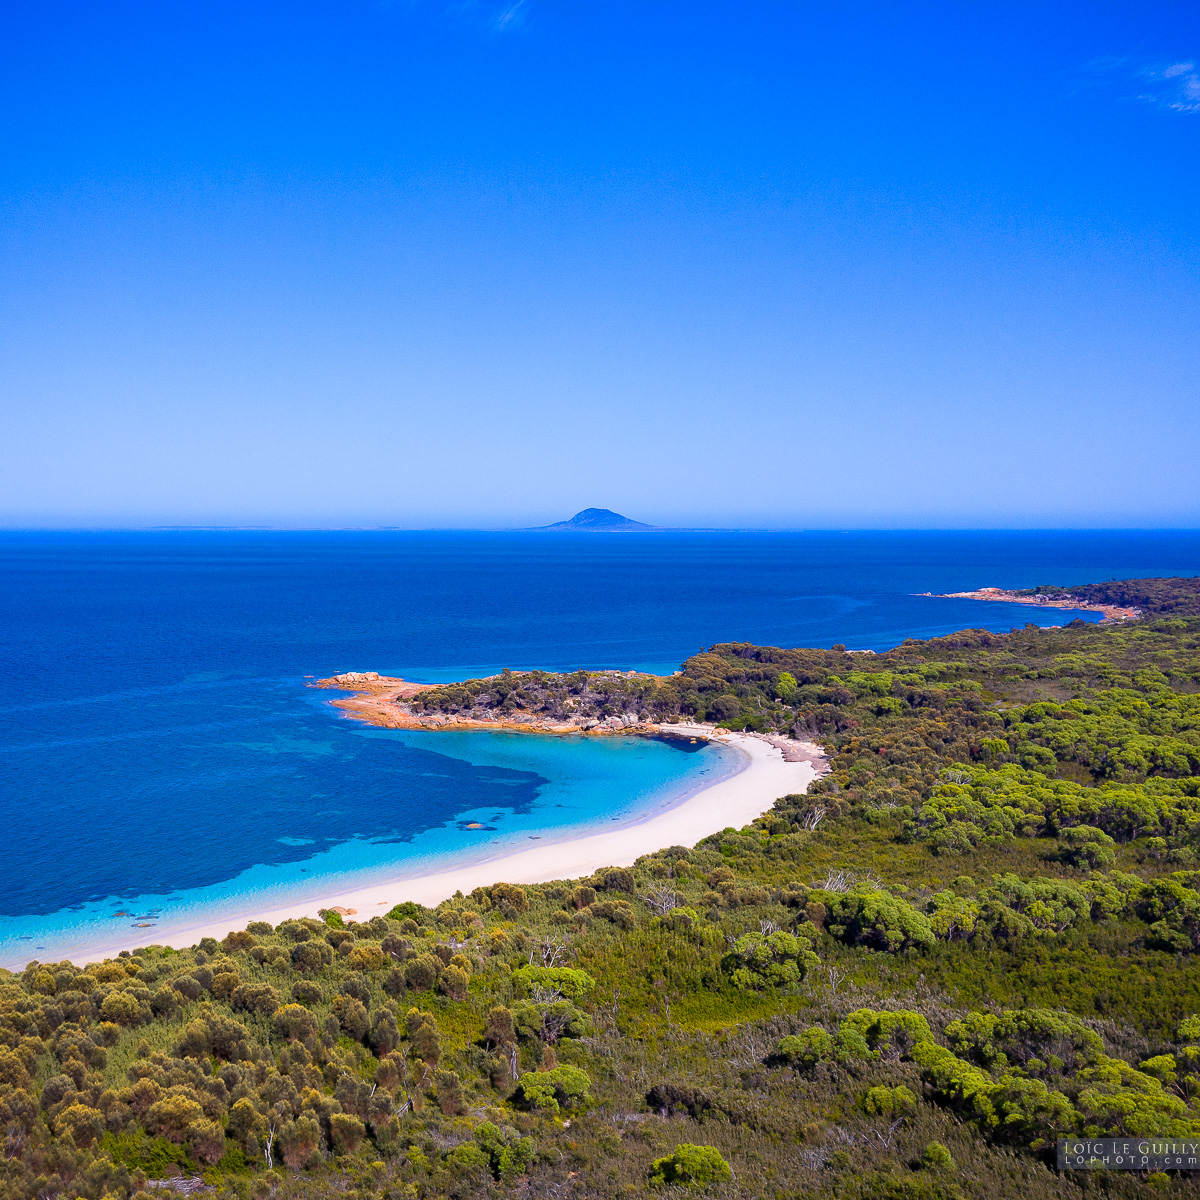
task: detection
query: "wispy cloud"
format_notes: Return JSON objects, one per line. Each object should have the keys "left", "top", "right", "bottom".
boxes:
{"left": 1136, "top": 60, "right": 1200, "bottom": 113}
{"left": 494, "top": 0, "right": 527, "bottom": 32}
{"left": 1083, "top": 56, "right": 1200, "bottom": 114}
{"left": 376, "top": 0, "right": 530, "bottom": 34}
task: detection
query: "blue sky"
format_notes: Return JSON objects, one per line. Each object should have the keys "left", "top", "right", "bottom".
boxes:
{"left": 1, "top": 1, "right": 1197, "bottom": 528}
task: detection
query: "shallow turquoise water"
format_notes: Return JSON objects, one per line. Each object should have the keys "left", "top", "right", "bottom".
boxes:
{"left": 0, "top": 726, "right": 738, "bottom": 968}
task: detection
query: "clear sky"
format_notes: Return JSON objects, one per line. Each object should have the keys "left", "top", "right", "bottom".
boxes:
{"left": 1, "top": 2, "right": 1197, "bottom": 529}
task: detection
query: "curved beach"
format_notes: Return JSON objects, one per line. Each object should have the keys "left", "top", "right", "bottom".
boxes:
{"left": 52, "top": 728, "right": 824, "bottom": 965}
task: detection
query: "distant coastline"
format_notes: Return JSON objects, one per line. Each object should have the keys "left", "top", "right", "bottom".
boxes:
{"left": 924, "top": 586, "right": 1140, "bottom": 623}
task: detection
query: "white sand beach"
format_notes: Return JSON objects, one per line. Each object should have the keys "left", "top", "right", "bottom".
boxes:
{"left": 55, "top": 728, "right": 825, "bottom": 966}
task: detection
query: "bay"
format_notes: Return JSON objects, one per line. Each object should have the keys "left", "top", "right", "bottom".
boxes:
{"left": 2, "top": 528, "right": 1198, "bottom": 965}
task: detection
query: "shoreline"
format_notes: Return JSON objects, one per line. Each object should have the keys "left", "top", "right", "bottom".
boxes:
{"left": 20, "top": 726, "right": 825, "bottom": 968}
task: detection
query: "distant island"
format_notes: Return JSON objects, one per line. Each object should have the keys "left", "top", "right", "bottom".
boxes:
{"left": 534, "top": 507, "right": 657, "bottom": 532}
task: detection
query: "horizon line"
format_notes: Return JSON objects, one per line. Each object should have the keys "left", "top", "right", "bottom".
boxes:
{"left": 2, "top": 524, "right": 1200, "bottom": 535}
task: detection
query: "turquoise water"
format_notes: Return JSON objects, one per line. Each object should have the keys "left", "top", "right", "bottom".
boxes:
{"left": 0, "top": 725, "right": 738, "bottom": 968}
{"left": 3, "top": 528, "right": 1200, "bottom": 968}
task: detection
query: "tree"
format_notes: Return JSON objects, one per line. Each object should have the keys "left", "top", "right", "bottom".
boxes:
{"left": 274, "top": 1003, "right": 318, "bottom": 1043}
{"left": 290, "top": 941, "right": 332, "bottom": 973}
{"left": 278, "top": 1114, "right": 321, "bottom": 1169}
{"left": 728, "top": 929, "right": 818, "bottom": 991}
{"left": 862, "top": 1085, "right": 916, "bottom": 1117}
{"left": 331, "top": 994, "right": 369, "bottom": 1041}
{"left": 227, "top": 1097, "right": 264, "bottom": 1153}
{"left": 369, "top": 1008, "right": 400, "bottom": 1056}
{"left": 435, "top": 1070, "right": 465, "bottom": 1116}
{"left": 778, "top": 1027, "right": 835, "bottom": 1070}
{"left": 406, "top": 1008, "right": 441, "bottom": 1066}
{"left": 922, "top": 1142, "right": 953, "bottom": 1169}
{"left": 440, "top": 965, "right": 469, "bottom": 1001}
{"left": 99, "top": 990, "right": 146, "bottom": 1026}
{"left": 826, "top": 887, "right": 936, "bottom": 952}
{"left": 188, "top": 1118, "right": 227, "bottom": 1165}
{"left": 511, "top": 966, "right": 595, "bottom": 999}
{"left": 231, "top": 982, "right": 280, "bottom": 1016}
{"left": 329, "top": 1112, "right": 365, "bottom": 1155}
{"left": 146, "top": 1093, "right": 205, "bottom": 1142}
{"left": 404, "top": 954, "right": 441, "bottom": 992}
{"left": 489, "top": 883, "right": 528, "bottom": 917}
{"left": 1060, "top": 825, "right": 1117, "bottom": 870}
{"left": 55, "top": 1103, "right": 104, "bottom": 1148}
{"left": 484, "top": 1006, "right": 516, "bottom": 1048}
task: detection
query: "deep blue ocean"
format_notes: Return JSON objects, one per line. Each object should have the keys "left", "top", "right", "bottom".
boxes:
{"left": 2, "top": 528, "right": 1199, "bottom": 967}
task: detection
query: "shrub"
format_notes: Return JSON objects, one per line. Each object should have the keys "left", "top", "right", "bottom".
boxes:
{"left": 474, "top": 1121, "right": 535, "bottom": 1180}
{"left": 922, "top": 1142, "right": 953, "bottom": 1169}
{"left": 511, "top": 966, "right": 596, "bottom": 999}
{"left": 649, "top": 1144, "right": 733, "bottom": 1186}
{"left": 863, "top": 1085, "right": 916, "bottom": 1117}
{"left": 778, "top": 1027, "right": 835, "bottom": 1070}
{"left": 646, "top": 1084, "right": 715, "bottom": 1121}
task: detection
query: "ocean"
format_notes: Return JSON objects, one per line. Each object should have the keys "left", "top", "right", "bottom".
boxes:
{"left": 2, "top": 528, "right": 1199, "bottom": 967}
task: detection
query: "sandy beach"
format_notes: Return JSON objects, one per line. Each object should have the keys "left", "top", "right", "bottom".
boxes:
{"left": 47, "top": 727, "right": 824, "bottom": 967}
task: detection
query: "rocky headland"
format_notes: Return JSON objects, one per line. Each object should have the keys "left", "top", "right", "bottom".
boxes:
{"left": 312, "top": 669, "right": 827, "bottom": 771}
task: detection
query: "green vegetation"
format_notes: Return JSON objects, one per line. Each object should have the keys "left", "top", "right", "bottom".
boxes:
{"left": 648, "top": 1144, "right": 732, "bottom": 1186}
{"left": 4, "top": 577, "right": 1200, "bottom": 1199}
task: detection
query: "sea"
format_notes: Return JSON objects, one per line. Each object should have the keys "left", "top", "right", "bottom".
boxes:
{"left": 2, "top": 528, "right": 1199, "bottom": 968}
